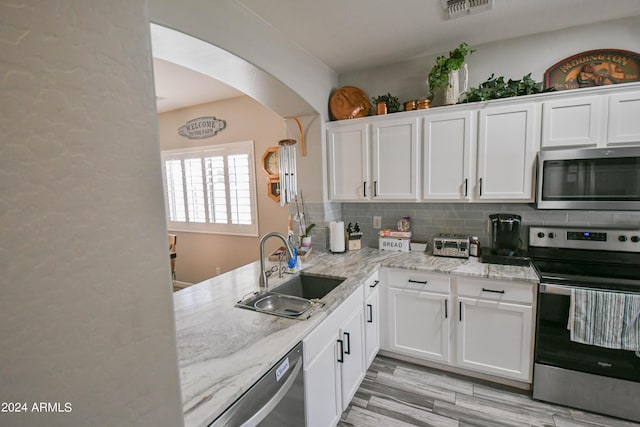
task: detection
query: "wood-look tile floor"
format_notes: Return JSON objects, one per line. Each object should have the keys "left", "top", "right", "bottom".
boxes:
{"left": 339, "top": 355, "right": 640, "bottom": 427}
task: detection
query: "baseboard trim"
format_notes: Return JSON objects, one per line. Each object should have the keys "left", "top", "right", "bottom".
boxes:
{"left": 378, "top": 350, "right": 531, "bottom": 391}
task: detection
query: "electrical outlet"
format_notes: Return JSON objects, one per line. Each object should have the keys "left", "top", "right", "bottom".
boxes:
{"left": 216, "top": 267, "right": 221, "bottom": 275}
{"left": 373, "top": 216, "right": 382, "bottom": 229}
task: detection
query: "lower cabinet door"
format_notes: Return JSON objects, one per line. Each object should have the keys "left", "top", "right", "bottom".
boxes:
{"left": 388, "top": 287, "right": 450, "bottom": 363}
{"left": 456, "top": 297, "right": 533, "bottom": 381}
{"left": 364, "top": 286, "right": 380, "bottom": 369}
{"left": 304, "top": 337, "right": 342, "bottom": 427}
{"left": 339, "top": 307, "right": 366, "bottom": 410}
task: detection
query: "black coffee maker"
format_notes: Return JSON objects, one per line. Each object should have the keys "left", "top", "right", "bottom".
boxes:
{"left": 481, "top": 214, "right": 530, "bottom": 266}
{"left": 490, "top": 213, "right": 521, "bottom": 255}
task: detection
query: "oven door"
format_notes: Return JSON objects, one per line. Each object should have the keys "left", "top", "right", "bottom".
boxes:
{"left": 536, "top": 283, "right": 640, "bottom": 382}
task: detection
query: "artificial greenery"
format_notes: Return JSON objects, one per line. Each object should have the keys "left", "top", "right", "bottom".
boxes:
{"left": 427, "top": 42, "right": 474, "bottom": 101}
{"left": 371, "top": 93, "right": 400, "bottom": 113}
{"left": 462, "top": 73, "right": 555, "bottom": 102}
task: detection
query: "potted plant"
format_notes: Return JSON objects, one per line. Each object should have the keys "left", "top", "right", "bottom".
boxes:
{"left": 371, "top": 93, "right": 400, "bottom": 114}
{"left": 427, "top": 42, "right": 474, "bottom": 104}
{"left": 300, "top": 223, "right": 315, "bottom": 247}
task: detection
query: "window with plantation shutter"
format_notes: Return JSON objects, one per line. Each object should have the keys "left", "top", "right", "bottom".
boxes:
{"left": 161, "top": 141, "right": 258, "bottom": 236}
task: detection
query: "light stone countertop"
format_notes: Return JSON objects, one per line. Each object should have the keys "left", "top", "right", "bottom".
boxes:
{"left": 174, "top": 247, "right": 539, "bottom": 427}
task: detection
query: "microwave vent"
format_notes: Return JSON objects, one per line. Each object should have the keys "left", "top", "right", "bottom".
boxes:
{"left": 442, "top": 0, "right": 493, "bottom": 19}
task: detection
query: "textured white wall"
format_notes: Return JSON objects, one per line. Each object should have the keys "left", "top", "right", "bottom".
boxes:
{"left": 339, "top": 16, "right": 640, "bottom": 106}
{"left": 0, "top": 2, "right": 183, "bottom": 426}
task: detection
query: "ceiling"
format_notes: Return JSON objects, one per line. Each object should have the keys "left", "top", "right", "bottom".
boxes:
{"left": 153, "top": 0, "right": 640, "bottom": 113}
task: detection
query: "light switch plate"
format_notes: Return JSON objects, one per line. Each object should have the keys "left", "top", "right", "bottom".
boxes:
{"left": 373, "top": 216, "right": 382, "bottom": 229}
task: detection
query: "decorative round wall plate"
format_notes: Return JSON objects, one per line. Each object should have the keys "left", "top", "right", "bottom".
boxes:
{"left": 329, "top": 86, "right": 370, "bottom": 120}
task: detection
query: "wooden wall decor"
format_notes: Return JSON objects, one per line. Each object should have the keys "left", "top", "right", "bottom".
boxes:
{"left": 545, "top": 49, "right": 640, "bottom": 91}
{"left": 178, "top": 116, "right": 226, "bottom": 139}
{"left": 261, "top": 146, "right": 280, "bottom": 202}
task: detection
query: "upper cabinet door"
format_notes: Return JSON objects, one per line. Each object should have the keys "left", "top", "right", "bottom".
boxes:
{"left": 476, "top": 103, "right": 540, "bottom": 201}
{"left": 607, "top": 90, "right": 640, "bottom": 145}
{"left": 423, "top": 111, "right": 474, "bottom": 200}
{"left": 371, "top": 117, "right": 419, "bottom": 200}
{"left": 327, "top": 123, "right": 370, "bottom": 201}
{"left": 541, "top": 96, "right": 606, "bottom": 149}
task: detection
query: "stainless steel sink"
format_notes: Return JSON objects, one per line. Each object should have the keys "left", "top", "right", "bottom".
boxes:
{"left": 235, "top": 272, "right": 346, "bottom": 319}
{"left": 270, "top": 272, "right": 345, "bottom": 300}
{"left": 254, "top": 294, "right": 312, "bottom": 317}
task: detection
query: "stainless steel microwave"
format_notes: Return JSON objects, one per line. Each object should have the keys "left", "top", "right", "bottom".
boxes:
{"left": 536, "top": 146, "right": 640, "bottom": 210}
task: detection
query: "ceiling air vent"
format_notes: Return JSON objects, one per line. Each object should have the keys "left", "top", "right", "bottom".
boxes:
{"left": 442, "top": 0, "right": 493, "bottom": 19}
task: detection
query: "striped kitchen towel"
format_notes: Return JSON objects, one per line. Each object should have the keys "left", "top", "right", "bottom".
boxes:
{"left": 568, "top": 288, "right": 640, "bottom": 351}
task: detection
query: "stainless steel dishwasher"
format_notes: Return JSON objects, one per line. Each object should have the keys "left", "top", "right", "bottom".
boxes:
{"left": 210, "top": 342, "right": 305, "bottom": 426}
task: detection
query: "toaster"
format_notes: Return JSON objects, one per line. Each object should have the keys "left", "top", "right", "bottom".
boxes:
{"left": 432, "top": 233, "right": 470, "bottom": 258}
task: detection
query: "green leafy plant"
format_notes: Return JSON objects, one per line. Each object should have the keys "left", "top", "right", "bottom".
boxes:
{"left": 371, "top": 93, "right": 400, "bottom": 113}
{"left": 462, "top": 73, "right": 555, "bottom": 102}
{"left": 302, "top": 223, "right": 315, "bottom": 238}
{"left": 427, "top": 42, "right": 474, "bottom": 101}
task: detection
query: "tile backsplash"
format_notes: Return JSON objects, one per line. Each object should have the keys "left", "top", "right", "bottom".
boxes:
{"left": 290, "top": 201, "right": 640, "bottom": 253}
{"left": 341, "top": 202, "right": 640, "bottom": 251}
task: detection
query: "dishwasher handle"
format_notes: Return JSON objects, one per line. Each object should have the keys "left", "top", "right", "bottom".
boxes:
{"left": 240, "top": 356, "right": 303, "bottom": 427}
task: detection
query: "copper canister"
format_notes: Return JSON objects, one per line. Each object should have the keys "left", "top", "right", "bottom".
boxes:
{"left": 404, "top": 100, "right": 417, "bottom": 111}
{"left": 416, "top": 99, "right": 431, "bottom": 110}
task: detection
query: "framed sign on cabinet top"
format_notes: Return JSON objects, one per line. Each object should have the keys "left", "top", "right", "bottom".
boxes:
{"left": 545, "top": 49, "right": 640, "bottom": 91}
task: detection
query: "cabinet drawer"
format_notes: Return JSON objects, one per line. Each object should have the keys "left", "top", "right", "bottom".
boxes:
{"left": 388, "top": 269, "right": 450, "bottom": 293}
{"left": 456, "top": 277, "right": 534, "bottom": 304}
{"left": 364, "top": 270, "right": 380, "bottom": 298}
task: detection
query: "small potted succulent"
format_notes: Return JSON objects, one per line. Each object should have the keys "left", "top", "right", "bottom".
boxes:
{"left": 371, "top": 93, "right": 400, "bottom": 114}
{"left": 300, "top": 223, "right": 315, "bottom": 248}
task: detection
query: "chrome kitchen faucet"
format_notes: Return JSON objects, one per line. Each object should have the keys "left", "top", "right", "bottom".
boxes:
{"left": 259, "top": 232, "right": 294, "bottom": 290}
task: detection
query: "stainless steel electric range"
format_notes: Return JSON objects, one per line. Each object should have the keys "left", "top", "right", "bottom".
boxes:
{"left": 528, "top": 225, "right": 640, "bottom": 422}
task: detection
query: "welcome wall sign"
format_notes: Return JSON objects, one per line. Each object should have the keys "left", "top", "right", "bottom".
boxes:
{"left": 178, "top": 116, "right": 226, "bottom": 139}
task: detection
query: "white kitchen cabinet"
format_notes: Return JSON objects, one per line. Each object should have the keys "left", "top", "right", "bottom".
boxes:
{"left": 423, "top": 110, "right": 474, "bottom": 200}
{"left": 386, "top": 270, "right": 451, "bottom": 363}
{"left": 371, "top": 117, "right": 419, "bottom": 200}
{"left": 383, "top": 269, "right": 536, "bottom": 383}
{"left": 607, "top": 90, "right": 640, "bottom": 145}
{"left": 364, "top": 277, "right": 380, "bottom": 369}
{"left": 304, "top": 336, "right": 342, "bottom": 427}
{"left": 476, "top": 102, "right": 540, "bottom": 201}
{"left": 303, "top": 285, "right": 366, "bottom": 426}
{"left": 541, "top": 96, "right": 606, "bottom": 149}
{"left": 338, "top": 306, "right": 366, "bottom": 409}
{"left": 454, "top": 277, "right": 535, "bottom": 382}
{"left": 388, "top": 288, "right": 450, "bottom": 363}
{"left": 327, "top": 123, "right": 369, "bottom": 200}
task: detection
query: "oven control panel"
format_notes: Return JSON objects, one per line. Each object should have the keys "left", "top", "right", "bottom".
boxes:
{"left": 529, "top": 226, "right": 640, "bottom": 252}
{"left": 566, "top": 231, "right": 607, "bottom": 241}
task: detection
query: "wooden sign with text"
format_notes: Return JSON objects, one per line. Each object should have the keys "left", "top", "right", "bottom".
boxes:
{"left": 545, "top": 49, "right": 640, "bottom": 91}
